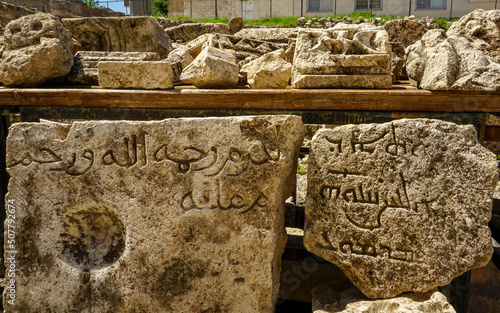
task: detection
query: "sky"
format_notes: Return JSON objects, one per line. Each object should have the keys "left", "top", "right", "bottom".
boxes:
{"left": 97, "top": 0, "right": 128, "bottom": 14}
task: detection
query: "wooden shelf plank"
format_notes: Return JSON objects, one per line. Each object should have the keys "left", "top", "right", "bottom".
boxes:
{"left": 0, "top": 85, "right": 499, "bottom": 112}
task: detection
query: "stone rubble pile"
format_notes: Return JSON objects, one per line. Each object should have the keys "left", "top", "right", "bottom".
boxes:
{"left": 406, "top": 9, "right": 500, "bottom": 91}
{"left": 0, "top": 9, "right": 499, "bottom": 91}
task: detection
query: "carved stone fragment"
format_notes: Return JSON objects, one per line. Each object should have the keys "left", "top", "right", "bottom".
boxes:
{"left": 69, "top": 51, "right": 160, "bottom": 85}
{"left": 164, "top": 48, "right": 194, "bottom": 85}
{"left": 164, "top": 22, "right": 230, "bottom": 43}
{"left": 0, "top": 13, "right": 73, "bottom": 87}
{"left": 98, "top": 61, "right": 174, "bottom": 89}
{"left": 312, "top": 282, "right": 455, "bottom": 313}
{"left": 292, "top": 28, "right": 392, "bottom": 89}
{"left": 62, "top": 17, "right": 173, "bottom": 58}
{"left": 240, "top": 49, "right": 292, "bottom": 89}
{"left": 180, "top": 46, "right": 239, "bottom": 88}
{"left": 4, "top": 115, "right": 305, "bottom": 312}
{"left": 304, "top": 119, "right": 497, "bottom": 298}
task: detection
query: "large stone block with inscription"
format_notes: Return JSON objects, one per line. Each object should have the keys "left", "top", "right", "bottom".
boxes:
{"left": 4, "top": 116, "right": 305, "bottom": 312}
{"left": 304, "top": 119, "right": 497, "bottom": 298}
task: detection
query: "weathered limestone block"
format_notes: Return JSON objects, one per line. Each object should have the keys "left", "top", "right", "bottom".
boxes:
{"left": 304, "top": 119, "right": 497, "bottom": 298}
{"left": 406, "top": 28, "right": 500, "bottom": 91}
{"left": 98, "top": 61, "right": 174, "bottom": 89}
{"left": 164, "top": 47, "right": 194, "bottom": 85}
{"left": 383, "top": 19, "right": 428, "bottom": 79}
{"left": 68, "top": 51, "right": 160, "bottom": 85}
{"left": 234, "top": 28, "right": 297, "bottom": 43}
{"left": 447, "top": 9, "right": 500, "bottom": 62}
{"left": 0, "top": 13, "right": 73, "bottom": 86}
{"left": 312, "top": 283, "right": 455, "bottom": 313}
{"left": 180, "top": 46, "right": 239, "bottom": 88}
{"left": 0, "top": 1, "right": 33, "bottom": 28}
{"left": 240, "top": 49, "right": 292, "bottom": 89}
{"left": 228, "top": 16, "right": 244, "bottom": 35}
{"left": 164, "top": 22, "right": 230, "bottom": 43}
{"left": 292, "top": 28, "right": 392, "bottom": 89}
{"left": 62, "top": 17, "right": 173, "bottom": 58}
{"left": 4, "top": 115, "right": 305, "bottom": 312}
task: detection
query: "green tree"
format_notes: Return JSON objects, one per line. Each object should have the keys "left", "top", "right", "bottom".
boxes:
{"left": 153, "top": 0, "right": 168, "bottom": 16}
{"left": 83, "top": 0, "right": 105, "bottom": 9}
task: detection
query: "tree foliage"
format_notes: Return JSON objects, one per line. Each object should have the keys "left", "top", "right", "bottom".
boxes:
{"left": 83, "top": 0, "right": 105, "bottom": 9}
{"left": 153, "top": 0, "right": 168, "bottom": 16}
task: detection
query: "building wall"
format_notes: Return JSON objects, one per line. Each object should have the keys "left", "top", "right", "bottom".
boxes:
{"left": 169, "top": 0, "right": 498, "bottom": 19}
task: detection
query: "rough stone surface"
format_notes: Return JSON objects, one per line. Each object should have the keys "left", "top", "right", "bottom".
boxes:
{"left": 312, "top": 283, "right": 455, "bottom": 313}
{"left": 164, "top": 48, "right": 194, "bottom": 85}
{"left": 4, "top": 115, "right": 305, "bottom": 312}
{"left": 62, "top": 17, "right": 173, "bottom": 58}
{"left": 447, "top": 9, "right": 500, "bottom": 63}
{"left": 228, "top": 16, "right": 244, "bottom": 35}
{"left": 68, "top": 51, "right": 160, "bottom": 85}
{"left": 241, "top": 49, "right": 292, "bottom": 89}
{"left": 383, "top": 19, "right": 428, "bottom": 79}
{"left": 0, "top": 13, "right": 73, "bottom": 86}
{"left": 164, "top": 22, "right": 230, "bottom": 43}
{"left": 292, "top": 28, "right": 392, "bottom": 89}
{"left": 304, "top": 119, "right": 497, "bottom": 298}
{"left": 234, "top": 28, "right": 297, "bottom": 43}
{"left": 406, "top": 28, "right": 500, "bottom": 91}
{"left": 0, "top": 1, "right": 33, "bottom": 28}
{"left": 98, "top": 61, "right": 173, "bottom": 89}
{"left": 180, "top": 46, "right": 238, "bottom": 88}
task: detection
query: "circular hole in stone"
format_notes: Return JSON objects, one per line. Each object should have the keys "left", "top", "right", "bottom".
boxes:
{"left": 59, "top": 206, "right": 125, "bottom": 270}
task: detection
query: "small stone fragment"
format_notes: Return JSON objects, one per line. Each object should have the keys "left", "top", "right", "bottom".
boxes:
{"left": 5, "top": 115, "right": 305, "bottom": 312}
{"left": 304, "top": 119, "right": 497, "bottom": 298}
{"left": 228, "top": 16, "right": 244, "bottom": 35}
{"left": 164, "top": 48, "right": 194, "bottom": 85}
{"left": 180, "top": 46, "right": 239, "bottom": 88}
{"left": 69, "top": 51, "right": 160, "bottom": 85}
{"left": 241, "top": 49, "right": 292, "bottom": 89}
{"left": 312, "top": 282, "right": 456, "bottom": 313}
{"left": 98, "top": 61, "right": 173, "bottom": 89}
{"left": 0, "top": 13, "right": 73, "bottom": 87}
{"left": 164, "top": 22, "right": 230, "bottom": 43}
{"left": 62, "top": 16, "right": 173, "bottom": 58}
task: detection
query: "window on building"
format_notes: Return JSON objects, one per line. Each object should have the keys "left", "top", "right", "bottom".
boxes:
{"left": 308, "top": 0, "right": 333, "bottom": 12}
{"left": 416, "top": 0, "right": 446, "bottom": 9}
{"left": 355, "top": 0, "right": 382, "bottom": 10}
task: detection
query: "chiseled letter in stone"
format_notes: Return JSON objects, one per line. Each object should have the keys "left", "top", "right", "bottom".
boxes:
{"left": 4, "top": 116, "right": 305, "bottom": 312}
{"left": 304, "top": 119, "right": 497, "bottom": 299}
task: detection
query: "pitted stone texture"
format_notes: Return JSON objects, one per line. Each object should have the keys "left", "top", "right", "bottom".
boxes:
{"left": 240, "top": 49, "right": 292, "bottom": 89}
{"left": 98, "top": 61, "right": 174, "bottom": 89}
{"left": 4, "top": 115, "right": 305, "bottom": 313}
{"left": 180, "top": 46, "right": 238, "bottom": 88}
{"left": 304, "top": 119, "right": 497, "bottom": 299}
{"left": 406, "top": 28, "right": 500, "bottom": 91}
{"left": 312, "top": 283, "right": 455, "bottom": 313}
{"left": 234, "top": 28, "right": 297, "bottom": 43}
{"left": 292, "top": 28, "right": 392, "bottom": 89}
{"left": 62, "top": 16, "right": 173, "bottom": 58}
{"left": 447, "top": 9, "right": 500, "bottom": 62}
{"left": 69, "top": 51, "right": 160, "bottom": 85}
{"left": 0, "top": 13, "right": 73, "bottom": 86}
{"left": 0, "top": 1, "right": 33, "bottom": 28}
{"left": 165, "top": 22, "right": 230, "bottom": 43}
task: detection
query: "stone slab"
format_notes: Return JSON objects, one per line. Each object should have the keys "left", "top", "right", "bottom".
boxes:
{"left": 292, "top": 74, "right": 392, "bottom": 89}
{"left": 312, "top": 283, "right": 455, "bottom": 313}
{"left": 4, "top": 116, "right": 305, "bottom": 312}
{"left": 98, "top": 61, "right": 173, "bottom": 89}
{"left": 69, "top": 51, "right": 160, "bottom": 85}
{"left": 304, "top": 119, "right": 497, "bottom": 298}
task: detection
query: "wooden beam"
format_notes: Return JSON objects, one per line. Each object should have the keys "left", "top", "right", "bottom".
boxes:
{"left": 0, "top": 86, "right": 499, "bottom": 112}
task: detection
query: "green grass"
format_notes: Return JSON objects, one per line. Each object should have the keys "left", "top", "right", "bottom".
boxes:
{"left": 154, "top": 12, "right": 458, "bottom": 30}
{"left": 297, "top": 165, "right": 307, "bottom": 175}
